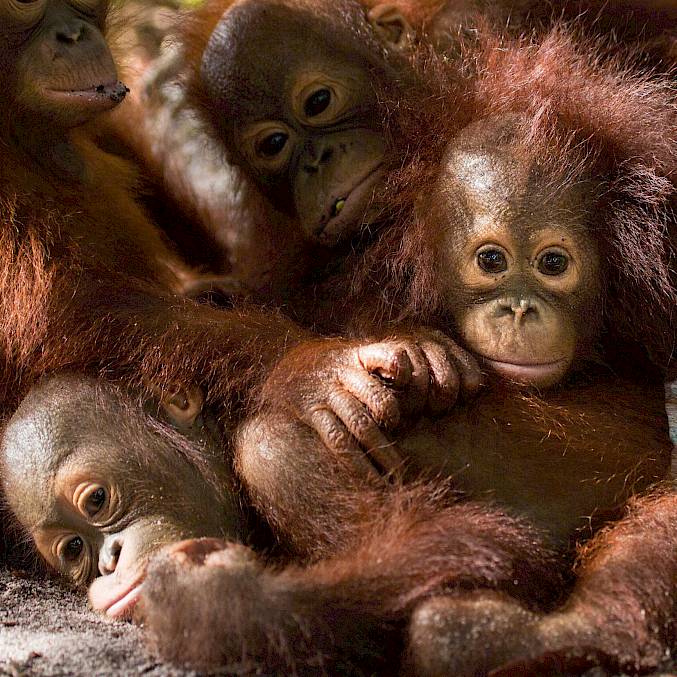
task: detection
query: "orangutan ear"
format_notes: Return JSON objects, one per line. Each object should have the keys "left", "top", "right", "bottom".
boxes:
{"left": 147, "top": 382, "right": 204, "bottom": 428}
{"left": 368, "top": 5, "right": 414, "bottom": 49}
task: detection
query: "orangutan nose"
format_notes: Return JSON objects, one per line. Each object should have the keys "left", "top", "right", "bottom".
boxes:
{"left": 54, "top": 18, "right": 86, "bottom": 44}
{"left": 98, "top": 536, "right": 122, "bottom": 576}
{"left": 303, "top": 140, "right": 334, "bottom": 174}
{"left": 495, "top": 297, "right": 538, "bottom": 325}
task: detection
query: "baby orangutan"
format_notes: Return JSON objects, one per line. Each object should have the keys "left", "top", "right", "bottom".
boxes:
{"left": 1, "top": 373, "right": 552, "bottom": 635}
{"left": 131, "top": 115, "right": 674, "bottom": 675}
{"left": 67, "top": 32, "right": 674, "bottom": 676}
{"left": 237, "top": 116, "right": 673, "bottom": 551}
{"left": 0, "top": 374, "right": 242, "bottom": 618}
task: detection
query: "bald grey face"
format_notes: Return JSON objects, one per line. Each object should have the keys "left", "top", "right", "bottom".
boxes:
{"left": 1, "top": 375, "right": 239, "bottom": 618}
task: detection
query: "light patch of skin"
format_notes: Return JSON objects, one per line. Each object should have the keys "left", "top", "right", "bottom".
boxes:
{"left": 1, "top": 375, "right": 240, "bottom": 620}
{"left": 432, "top": 121, "right": 602, "bottom": 389}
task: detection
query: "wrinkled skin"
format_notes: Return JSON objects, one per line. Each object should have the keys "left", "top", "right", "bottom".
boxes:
{"left": 4, "top": 0, "right": 128, "bottom": 132}
{"left": 257, "top": 332, "right": 482, "bottom": 488}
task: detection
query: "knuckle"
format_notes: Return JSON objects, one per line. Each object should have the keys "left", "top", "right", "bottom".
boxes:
{"left": 439, "top": 364, "right": 460, "bottom": 388}
{"left": 385, "top": 351, "right": 404, "bottom": 374}
{"left": 326, "top": 425, "right": 350, "bottom": 450}
{"left": 360, "top": 381, "right": 400, "bottom": 425}
{"left": 349, "top": 411, "right": 373, "bottom": 437}
{"left": 379, "top": 400, "right": 401, "bottom": 427}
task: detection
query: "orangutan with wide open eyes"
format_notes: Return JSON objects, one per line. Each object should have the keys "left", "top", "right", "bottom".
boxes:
{"left": 431, "top": 116, "right": 603, "bottom": 390}
{"left": 127, "top": 118, "right": 674, "bottom": 675}
{"left": 233, "top": 117, "right": 671, "bottom": 552}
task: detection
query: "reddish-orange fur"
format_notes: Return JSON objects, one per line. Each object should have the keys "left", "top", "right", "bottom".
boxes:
{"left": 138, "top": 25, "right": 675, "bottom": 676}
{"left": 0, "top": 136, "right": 306, "bottom": 418}
{"left": 0, "top": 20, "right": 308, "bottom": 423}
{"left": 355, "top": 28, "right": 676, "bottom": 370}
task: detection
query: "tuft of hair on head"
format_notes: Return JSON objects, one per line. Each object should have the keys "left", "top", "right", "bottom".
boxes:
{"left": 351, "top": 24, "right": 676, "bottom": 373}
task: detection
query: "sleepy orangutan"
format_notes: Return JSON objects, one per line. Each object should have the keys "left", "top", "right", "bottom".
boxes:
{"left": 101, "top": 0, "right": 445, "bottom": 302}
{"left": 135, "top": 34, "right": 675, "bottom": 675}
{"left": 1, "top": 374, "right": 558, "bottom": 657}
{"left": 0, "top": 0, "right": 477, "bottom": 471}
{"left": 1, "top": 375, "right": 242, "bottom": 614}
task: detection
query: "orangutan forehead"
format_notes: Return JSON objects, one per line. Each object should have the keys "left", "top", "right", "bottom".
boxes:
{"left": 445, "top": 147, "right": 530, "bottom": 206}
{"left": 201, "top": 0, "right": 382, "bottom": 122}
{"left": 441, "top": 140, "right": 589, "bottom": 219}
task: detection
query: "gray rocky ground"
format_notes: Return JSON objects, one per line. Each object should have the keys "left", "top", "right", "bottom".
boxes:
{"left": 0, "top": 568, "right": 194, "bottom": 677}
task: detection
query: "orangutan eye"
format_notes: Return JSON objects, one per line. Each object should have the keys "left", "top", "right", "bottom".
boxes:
{"left": 76, "top": 484, "right": 108, "bottom": 519}
{"left": 2, "top": 0, "right": 47, "bottom": 27}
{"left": 86, "top": 487, "right": 106, "bottom": 515}
{"left": 477, "top": 248, "right": 508, "bottom": 274}
{"left": 258, "top": 132, "right": 288, "bottom": 158}
{"left": 63, "top": 536, "right": 84, "bottom": 562}
{"left": 304, "top": 89, "right": 331, "bottom": 117}
{"left": 538, "top": 251, "right": 569, "bottom": 276}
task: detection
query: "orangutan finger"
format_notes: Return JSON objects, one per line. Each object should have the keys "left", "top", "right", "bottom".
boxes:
{"left": 339, "top": 367, "right": 402, "bottom": 430}
{"left": 308, "top": 407, "right": 381, "bottom": 480}
{"left": 327, "top": 389, "right": 403, "bottom": 474}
